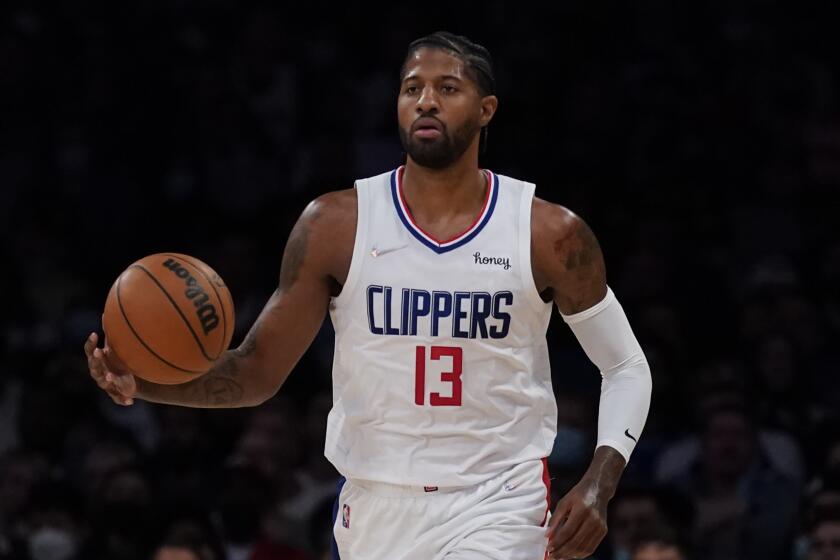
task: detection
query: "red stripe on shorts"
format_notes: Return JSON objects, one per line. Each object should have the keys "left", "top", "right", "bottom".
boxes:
{"left": 540, "top": 457, "right": 551, "bottom": 527}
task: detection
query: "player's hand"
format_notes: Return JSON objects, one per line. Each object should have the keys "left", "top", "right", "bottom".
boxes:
{"left": 84, "top": 332, "right": 137, "bottom": 406}
{"left": 545, "top": 480, "right": 608, "bottom": 560}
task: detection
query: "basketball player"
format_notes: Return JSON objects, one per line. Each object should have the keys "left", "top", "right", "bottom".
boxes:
{"left": 85, "top": 32, "right": 652, "bottom": 560}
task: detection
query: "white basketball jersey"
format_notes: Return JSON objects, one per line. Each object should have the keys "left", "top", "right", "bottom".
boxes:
{"left": 325, "top": 165, "right": 556, "bottom": 487}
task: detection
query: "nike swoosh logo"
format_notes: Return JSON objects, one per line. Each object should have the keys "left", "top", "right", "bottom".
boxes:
{"left": 624, "top": 428, "right": 638, "bottom": 442}
{"left": 370, "top": 245, "right": 407, "bottom": 258}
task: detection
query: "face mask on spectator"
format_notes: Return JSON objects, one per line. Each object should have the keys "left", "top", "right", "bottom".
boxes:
{"left": 27, "top": 526, "right": 78, "bottom": 560}
{"left": 613, "top": 548, "right": 630, "bottom": 560}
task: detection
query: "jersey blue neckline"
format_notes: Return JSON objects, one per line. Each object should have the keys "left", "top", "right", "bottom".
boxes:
{"left": 389, "top": 165, "right": 499, "bottom": 254}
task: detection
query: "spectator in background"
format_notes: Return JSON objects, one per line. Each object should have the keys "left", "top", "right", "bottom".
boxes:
{"left": 0, "top": 451, "right": 50, "bottom": 558}
{"left": 606, "top": 486, "right": 694, "bottom": 560}
{"left": 216, "top": 463, "right": 312, "bottom": 560}
{"left": 658, "top": 401, "right": 801, "bottom": 560}
{"left": 151, "top": 514, "right": 224, "bottom": 560}
{"left": 806, "top": 437, "right": 840, "bottom": 510}
{"left": 76, "top": 466, "right": 155, "bottom": 560}
{"left": 630, "top": 529, "right": 689, "bottom": 560}
{"left": 153, "top": 546, "right": 202, "bottom": 560}
{"left": 657, "top": 387, "right": 806, "bottom": 486}
{"left": 0, "top": 453, "right": 48, "bottom": 518}
{"left": 20, "top": 481, "right": 84, "bottom": 560}
{"left": 279, "top": 392, "right": 342, "bottom": 550}
{"left": 805, "top": 506, "right": 840, "bottom": 560}
{"left": 752, "top": 332, "right": 811, "bottom": 441}
{"left": 230, "top": 397, "right": 304, "bottom": 497}
{"left": 216, "top": 463, "right": 275, "bottom": 560}
{"left": 608, "top": 488, "right": 663, "bottom": 560}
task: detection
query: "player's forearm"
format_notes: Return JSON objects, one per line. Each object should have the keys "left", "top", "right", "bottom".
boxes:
{"left": 561, "top": 286, "right": 652, "bottom": 462}
{"left": 135, "top": 346, "right": 271, "bottom": 408}
{"left": 580, "top": 445, "right": 626, "bottom": 501}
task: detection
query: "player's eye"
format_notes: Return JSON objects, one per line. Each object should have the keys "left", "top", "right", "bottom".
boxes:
{"left": 405, "top": 86, "right": 418, "bottom": 94}
{"left": 442, "top": 85, "right": 457, "bottom": 93}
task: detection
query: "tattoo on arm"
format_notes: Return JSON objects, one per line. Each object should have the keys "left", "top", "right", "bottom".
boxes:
{"left": 190, "top": 324, "right": 261, "bottom": 406}
{"left": 558, "top": 219, "right": 601, "bottom": 271}
{"left": 551, "top": 217, "right": 607, "bottom": 313}
{"left": 190, "top": 375, "right": 245, "bottom": 406}
{"left": 181, "top": 209, "right": 313, "bottom": 407}
{"left": 186, "top": 202, "right": 319, "bottom": 407}
{"left": 137, "top": 327, "right": 258, "bottom": 408}
{"left": 137, "top": 351, "right": 246, "bottom": 408}
{"left": 279, "top": 209, "right": 317, "bottom": 291}
{"left": 137, "top": 202, "right": 325, "bottom": 409}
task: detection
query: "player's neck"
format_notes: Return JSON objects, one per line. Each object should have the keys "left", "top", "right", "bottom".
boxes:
{"left": 401, "top": 159, "right": 487, "bottom": 224}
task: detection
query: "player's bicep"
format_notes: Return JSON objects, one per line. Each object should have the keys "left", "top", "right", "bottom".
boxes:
{"left": 532, "top": 200, "right": 607, "bottom": 315}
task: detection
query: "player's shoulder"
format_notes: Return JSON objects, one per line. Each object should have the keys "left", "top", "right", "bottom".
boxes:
{"left": 307, "top": 187, "right": 357, "bottom": 215}
{"left": 300, "top": 165, "right": 393, "bottom": 229}
{"left": 299, "top": 187, "right": 357, "bottom": 232}
{"left": 530, "top": 196, "right": 606, "bottom": 311}
{"left": 531, "top": 196, "right": 583, "bottom": 241}
{"left": 285, "top": 188, "right": 358, "bottom": 280}
{"left": 530, "top": 196, "right": 603, "bottom": 273}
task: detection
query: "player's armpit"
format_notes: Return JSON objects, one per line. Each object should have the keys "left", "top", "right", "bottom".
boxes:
{"left": 135, "top": 188, "right": 358, "bottom": 408}
{"left": 530, "top": 198, "right": 607, "bottom": 314}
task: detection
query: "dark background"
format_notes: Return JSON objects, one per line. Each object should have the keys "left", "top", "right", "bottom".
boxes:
{"left": 2, "top": 2, "right": 840, "bottom": 560}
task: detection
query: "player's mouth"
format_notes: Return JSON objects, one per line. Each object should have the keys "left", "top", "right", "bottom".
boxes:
{"left": 413, "top": 117, "right": 444, "bottom": 138}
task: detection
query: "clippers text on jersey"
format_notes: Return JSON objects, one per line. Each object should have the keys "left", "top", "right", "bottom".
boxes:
{"left": 366, "top": 285, "right": 512, "bottom": 339}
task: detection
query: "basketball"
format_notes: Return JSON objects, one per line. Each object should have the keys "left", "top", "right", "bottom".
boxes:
{"left": 102, "top": 253, "right": 235, "bottom": 385}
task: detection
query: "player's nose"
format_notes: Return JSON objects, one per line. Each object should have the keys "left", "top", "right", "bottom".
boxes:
{"left": 415, "top": 85, "right": 440, "bottom": 113}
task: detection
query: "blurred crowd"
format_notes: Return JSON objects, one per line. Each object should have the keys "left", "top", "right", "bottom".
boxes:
{"left": 2, "top": 1, "right": 840, "bottom": 559}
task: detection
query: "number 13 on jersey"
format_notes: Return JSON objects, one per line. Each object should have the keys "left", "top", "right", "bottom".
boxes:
{"left": 415, "top": 346, "right": 463, "bottom": 406}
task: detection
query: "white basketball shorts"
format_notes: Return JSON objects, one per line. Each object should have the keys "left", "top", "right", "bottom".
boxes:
{"left": 331, "top": 458, "right": 551, "bottom": 560}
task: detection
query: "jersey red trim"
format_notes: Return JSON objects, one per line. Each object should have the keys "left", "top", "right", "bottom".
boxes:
{"left": 397, "top": 166, "right": 493, "bottom": 245}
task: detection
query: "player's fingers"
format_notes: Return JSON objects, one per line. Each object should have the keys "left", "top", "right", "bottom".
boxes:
{"left": 91, "top": 349, "right": 130, "bottom": 404}
{"left": 90, "top": 347, "right": 110, "bottom": 385}
{"left": 103, "top": 346, "right": 130, "bottom": 375}
{"left": 112, "top": 392, "right": 134, "bottom": 406}
{"left": 107, "top": 370, "right": 136, "bottom": 399}
{"left": 86, "top": 334, "right": 106, "bottom": 381}
{"left": 104, "top": 384, "right": 124, "bottom": 402}
{"left": 552, "top": 510, "right": 606, "bottom": 560}
{"left": 546, "top": 498, "right": 573, "bottom": 538}
{"left": 548, "top": 507, "right": 587, "bottom": 557}
{"left": 102, "top": 373, "right": 134, "bottom": 406}
{"left": 87, "top": 339, "right": 133, "bottom": 406}
{"left": 84, "top": 332, "right": 98, "bottom": 358}
{"left": 576, "top": 522, "right": 607, "bottom": 557}
{"left": 553, "top": 518, "right": 605, "bottom": 560}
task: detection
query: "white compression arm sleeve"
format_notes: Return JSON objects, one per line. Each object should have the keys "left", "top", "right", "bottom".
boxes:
{"left": 559, "top": 286, "right": 652, "bottom": 463}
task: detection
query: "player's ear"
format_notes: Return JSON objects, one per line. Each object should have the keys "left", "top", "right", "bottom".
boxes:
{"left": 480, "top": 95, "right": 498, "bottom": 127}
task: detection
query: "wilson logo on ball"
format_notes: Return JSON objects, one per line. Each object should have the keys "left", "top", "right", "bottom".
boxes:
{"left": 162, "top": 258, "right": 220, "bottom": 335}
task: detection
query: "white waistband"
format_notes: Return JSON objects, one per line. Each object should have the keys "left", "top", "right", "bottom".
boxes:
{"left": 347, "top": 477, "right": 470, "bottom": 497}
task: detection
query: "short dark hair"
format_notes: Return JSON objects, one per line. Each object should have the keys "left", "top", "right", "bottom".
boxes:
{"left": 401, "top": 31, "right": 496, "bottom": 97}
{"left": 401, "top": 31, "right": 496, "bottom": 155}
{"left": 631, "top": 526, "right": 690, "bottom": 560}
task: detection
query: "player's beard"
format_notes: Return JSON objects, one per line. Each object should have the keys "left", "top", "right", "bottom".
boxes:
{"left": 399, "top": 118, "right": 480, "bottom": 170}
